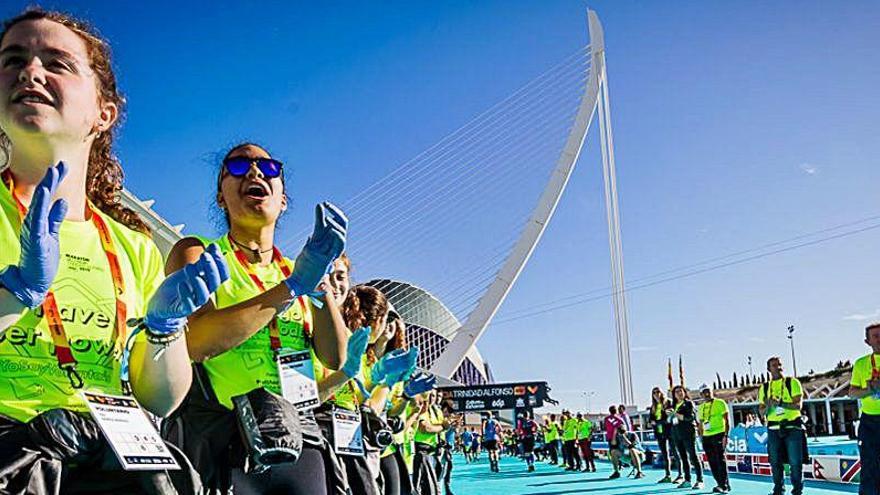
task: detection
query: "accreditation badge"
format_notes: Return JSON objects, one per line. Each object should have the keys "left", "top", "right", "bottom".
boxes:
{"left": 82, "top": 391, "right": 180, "bottom": 471}
{"left": 277, "top": 349, "right": 320, "bottom": 411}
{"left": 332, "top": 407, "right": 365, "bottom": 456}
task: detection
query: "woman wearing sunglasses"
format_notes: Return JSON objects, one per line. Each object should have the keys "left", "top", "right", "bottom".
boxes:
{"left": 163, "top": 142, "right": 353, "bottom": 495}
{"left": 0, "top": 9, "right": 227, "bottom": 494}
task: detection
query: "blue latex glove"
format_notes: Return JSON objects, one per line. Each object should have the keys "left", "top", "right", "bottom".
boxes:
{"left": 0, "top": 163, "right": 68, "bottom": 308}
{"left": 404, "top": 372, "right": 436, "bottom": 398}
{"left": 285, "top": 202, "right": 347, "bottom": 296}
{"left": 372, "top": 346, "right": 419, "bottom": 386}
{"left": 144, "top": 243, "right": 229, "bottom": 334}
{"left": 384, "top": 346, "right": 419, "bottom": 386}
{"left": 341, "top": 326, "right": 371, "bottom": 378}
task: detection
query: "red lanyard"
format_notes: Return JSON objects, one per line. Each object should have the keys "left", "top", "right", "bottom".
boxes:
{"left": 872, "top": 354, "right": 880, "bottom": 380}
{"left": 228, "top": 235, "right": 311, "bottom": 352}
{"left": 2, "top": 169, "right": 127, "bottom": 389}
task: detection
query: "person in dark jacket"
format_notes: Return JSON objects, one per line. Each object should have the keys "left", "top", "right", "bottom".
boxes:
{"left": 669, "top": 385, "right": 703, "bottom": 489}
{"left": 649, "top": 386, "right": 682, "bottom": 483}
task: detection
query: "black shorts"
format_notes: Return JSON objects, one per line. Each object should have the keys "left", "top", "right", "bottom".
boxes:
{"left": 484, "top": 439, "right": 498, "bottom": 451}
{"left": 522, "top": 437, "right": 535, "bottom": 453}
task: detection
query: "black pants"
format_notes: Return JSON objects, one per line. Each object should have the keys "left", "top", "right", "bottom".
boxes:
{"left": 0, "top": 409, "right": 200, "bottom": 495}
{"left": 563, "top": 440, "right": 580, "bottom": 469}
{"left": 546, "top": 440, "right": 558, "bottom": 464}
{"left": 703, "top": 434, "right": 729, "bottom": 489}
{"left": 380, "top": 450, "right": 412, "bottom": 495}
{"left": 231, "top": 445, "right": 329, "bottom": 495}
{"left": 164, "top": 375, "right": 345, "bottom": 495}
{"left": 341, "top": 453, "right": 380, "bottom": 495}
{"left": 412, "top": 444, "right": 439, "bottom": 495}
{"left": 438, "top": 446, "right": 453, "bottom": 494}
{"left": 860, "top": 414, "right": 880, "bottom": 495}
{"left": 654, "top": 429, "right": 676, "bottom": 476}
{"left": 671, "top": 428, "right": 702, "bottom": 483}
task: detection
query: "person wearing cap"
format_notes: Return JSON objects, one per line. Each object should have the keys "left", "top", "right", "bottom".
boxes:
{"left": 848, "top": 323, "right": 880, "bottom": 495}
{"left": 758, "top": 356, "right": 805, "bottom": 495}
{"left": 698, "top": 384, "right": 730, "bottom": 493}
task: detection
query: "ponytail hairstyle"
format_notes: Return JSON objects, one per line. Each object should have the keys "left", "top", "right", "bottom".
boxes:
{"left": 341, "top": 285, "right": 389, "bottom": 365}
{"left": 0, "top": 8, "right": 149, "bottom": 234}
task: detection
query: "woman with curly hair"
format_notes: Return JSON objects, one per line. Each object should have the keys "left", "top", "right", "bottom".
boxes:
{"left": 0, "top": 8, "right": 226, "bottom": 494}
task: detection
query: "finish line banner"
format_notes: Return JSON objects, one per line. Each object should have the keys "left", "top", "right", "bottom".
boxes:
{"left": 438, "top": 382, "right": 549, "bottom": 412}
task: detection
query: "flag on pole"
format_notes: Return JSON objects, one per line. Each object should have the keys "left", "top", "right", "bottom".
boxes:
{"left": 667, "top": 358, "right": 674, "bottom": 391}
{"left": 679, "top": 354, "right": 685, "bottom": 387}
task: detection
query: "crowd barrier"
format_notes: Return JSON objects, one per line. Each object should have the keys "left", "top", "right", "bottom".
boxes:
{"left": 590, "top": 425, "right": 861, "bottom": 485}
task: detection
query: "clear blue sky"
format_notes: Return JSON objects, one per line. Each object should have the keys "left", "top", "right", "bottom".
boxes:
{"left": 8, "top": 1, "right": 879, "bottom": 412}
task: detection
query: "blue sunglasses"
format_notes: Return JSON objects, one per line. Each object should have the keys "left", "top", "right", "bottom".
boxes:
{"left": 223, "top": 157, "right": 283, "bottom": 179}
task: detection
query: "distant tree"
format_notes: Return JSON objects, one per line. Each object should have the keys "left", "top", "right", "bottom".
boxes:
{"left": 732, "top": 372, "right": 739, "bottom": 388}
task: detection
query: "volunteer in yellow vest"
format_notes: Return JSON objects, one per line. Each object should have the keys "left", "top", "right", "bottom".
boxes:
{"left": 848, "top": 323, "right": 880, "bottom": 495}
{"left": 543, "top": 415, "right": 560, "bottom": 465}
{"left": 576, "top": 413, "right": 596, "bottom": 472}
{"left": 562, "top": 410, "right": 581, "bottom": 471}
{"left": 314, "top": 284, "right": 418, "bottom": 495}
{"left": 697, "top": 384, "right": 730, "bottom": 493}
{"left": 369, "top": 312, "right": 436, "bottom": 495}
{"left": 162, "top": 143, "right": 351, "bottom": 495}
{"left": 414, "top": 390, "right": 448, "bottom": 495}
{"left": 758, "top": 356, "right": 804, "bottom": 495}
{"left": 0, "top": 9, "right": 228, "bottom": 494}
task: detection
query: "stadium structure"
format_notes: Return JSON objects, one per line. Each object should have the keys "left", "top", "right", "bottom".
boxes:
{"left": 365, "top": 279, "right": 493, "bottom": 386}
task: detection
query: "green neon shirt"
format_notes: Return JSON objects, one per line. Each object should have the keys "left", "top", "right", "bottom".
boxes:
{"left": 698, "top": 398, "right": 728, "bottom": 437}
{"left": 578, "top": 419, "right": 593, "bottom": 439}
{"left": 562, "top": 418, "right": 578, "bottom": 440}
{"left": 757, "top": 377, "right": 803, "bottom": 424}
{"left": 198, "top": 236, "right": 316, "bottom": 409}
{"left": 544, "top": 423, "right": 559, "bottom": 441}
{"left": 414, "top": 404, "right": 444, "bottom": 446}
{"left": 851, "top": 354, "right": 880, "bottom": 415}
{"left": 0, "top": 187, "right": 162, "bottom": 422}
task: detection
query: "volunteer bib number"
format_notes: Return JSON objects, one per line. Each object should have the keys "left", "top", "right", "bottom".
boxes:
{"left": 278, "top": 349, "right": 320, "bottom": 411}
{"left": 83, "top": 392, "right": 180, "bottom": 471}
{"left": 332, "top": 408, "right": 364, "bottom": 456}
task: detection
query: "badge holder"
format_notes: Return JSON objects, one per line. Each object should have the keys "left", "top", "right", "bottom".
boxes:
{"left": 82, "top": 391, "right": 180, "bottom": 471}
{"left": 332, "top": 407, "right": 365, "bottom": 456}
{"left": 277, "top": 349, "right": 320, "bottom": 411}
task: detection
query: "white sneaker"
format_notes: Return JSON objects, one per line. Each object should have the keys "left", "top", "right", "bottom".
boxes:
{"left": 693, "top": 481, "right": 704, "bottom": 489}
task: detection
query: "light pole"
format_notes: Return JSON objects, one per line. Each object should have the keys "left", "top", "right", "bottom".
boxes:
{"left": 748, "top": 356, "right": 753, "bottom": 378}
{"left": 787, "top": 325, "right": 798, "bottom": 377}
